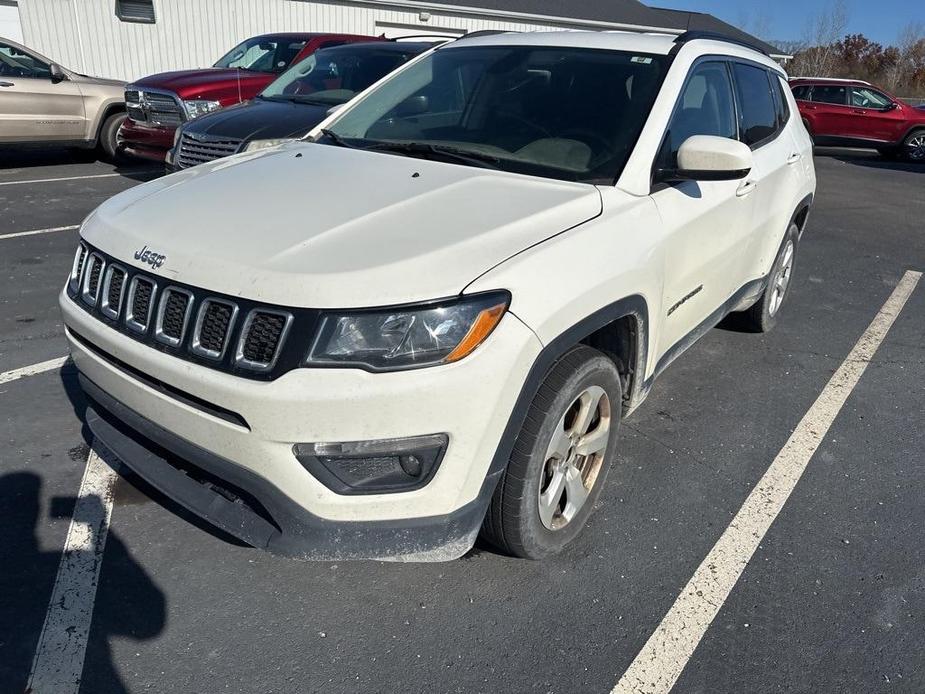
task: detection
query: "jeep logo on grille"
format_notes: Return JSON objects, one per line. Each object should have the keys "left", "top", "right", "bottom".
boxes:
{"left": 134, "top": 245, "right": 167, "bottom": 270}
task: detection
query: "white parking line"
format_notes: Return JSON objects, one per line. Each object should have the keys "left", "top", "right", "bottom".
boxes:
{"left": 0, "top": 170, "right": 159, "bottom": 187}
{"left": 0, "top": 356, "right": 70, "bottom": 386}
{"left": 612, "top": 270, "right": 922, "bottom": 694}
{"left": 27, "top": 445, "right": 120, "bottom": 694}
{"left": 0, "top": 224, "right": 80, "bottom": 241}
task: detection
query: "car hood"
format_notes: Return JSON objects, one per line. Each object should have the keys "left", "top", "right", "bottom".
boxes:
{"left": 131, "top": 69, "right": 273, "bottom": 99}
{"left": 184, "top": 98, "right": 329, "bottom": 140}
{"left": 83, "top": 143, "right": 602, "bottom": 308}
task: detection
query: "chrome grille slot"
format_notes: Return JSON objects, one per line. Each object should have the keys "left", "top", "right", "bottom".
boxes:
{"left": 237, "top": 310, "right": 292, "bottom": 371}
{"left": 81, "top": 253, "right": 105, "bottom": 306}
{"left": 126, "top": 276, "right": 156, "bottom": 333}
{"left": 176, "top": 133, "right": 242, "bottom": 169}
{"left": 100, "top": 265, "right": 127, "bottom": 320}
{"left": 192, "top": 299, "right": 238, "bottom": 359}
{"left": 155, "top": 288, "right": 193, "bottom": 346}
{"left": 70, "top": 244, "right": 88, "bottom": 292}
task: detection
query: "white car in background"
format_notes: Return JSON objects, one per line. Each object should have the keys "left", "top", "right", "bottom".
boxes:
{"left": 60, "top": 30, "right": 815, "bottom": 561}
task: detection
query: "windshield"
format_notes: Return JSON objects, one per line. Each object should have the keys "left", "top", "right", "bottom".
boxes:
{"left": 261, "top": 47, "right": 418, "bottom": 105}
{"left": 214, "top": 37, "right": 307, "bottom": 73}
{"left": 321, "top": 45, "right": 667, "bottom": 183}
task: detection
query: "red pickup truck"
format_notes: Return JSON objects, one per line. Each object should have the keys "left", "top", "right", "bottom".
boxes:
{"left": 118, "top": 32, "right": 379, "bottom": 162}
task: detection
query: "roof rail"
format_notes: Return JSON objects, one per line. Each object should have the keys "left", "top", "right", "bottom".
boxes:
{"left": 455, "top": 30, "right": 518, "bottom": 41}
{"left": 673, "top": 30, "right": 769, "bottom": 57}
{"left": 790, "top": 76, "right": 871, "bottom": 85}
{"left": 387, "top": 34, "right": 456, "bottom": 42}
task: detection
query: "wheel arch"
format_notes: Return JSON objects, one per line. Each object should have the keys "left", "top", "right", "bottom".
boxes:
{"left": 90, "top": 100, "right": 127, "bottom": 145}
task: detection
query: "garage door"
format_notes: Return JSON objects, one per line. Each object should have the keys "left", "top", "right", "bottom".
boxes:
{"left": 0, "top": 1, "right": 23, "bottom": 43}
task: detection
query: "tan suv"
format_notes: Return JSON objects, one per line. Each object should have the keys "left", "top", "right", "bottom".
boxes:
{"left": 0, "top": 37, "right": 126, "bottom": 159}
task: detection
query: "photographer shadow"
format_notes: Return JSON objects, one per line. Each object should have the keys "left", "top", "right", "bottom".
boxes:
{"left": 0, "top": 471, "right": 166, "bottom": 693}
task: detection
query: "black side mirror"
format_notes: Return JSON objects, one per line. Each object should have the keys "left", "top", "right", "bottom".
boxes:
{"left": 49, "top": 63, "right": 67, "bottom": 83}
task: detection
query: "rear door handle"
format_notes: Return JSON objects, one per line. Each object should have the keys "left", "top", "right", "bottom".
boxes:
{"left": 787, "top": 153, "right": 802, "bottom": 165}
{"left": 736, "top": 179, "right": 757, "bottom": 197}
{"left": 0, "top": 81, "right": 14, "bottom": 87}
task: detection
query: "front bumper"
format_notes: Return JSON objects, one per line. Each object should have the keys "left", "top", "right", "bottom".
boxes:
{"left": 117, "top": 119, "right": 176, "bottom": 162}
{"left": 61, "top": 287, "right": 543, "bottom": 560}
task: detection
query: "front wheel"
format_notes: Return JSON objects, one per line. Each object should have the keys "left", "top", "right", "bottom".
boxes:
{"left": 901, "top": 129, "right": 925, "bottom": 162}
{"left": 481, "top": 346, "right": 622, "bottom": 559}
{"left": 740, "top": 223, "right": 799, "bottom": 333}
{"left": 98, "top": 111, "right": 127, "bottom": 161}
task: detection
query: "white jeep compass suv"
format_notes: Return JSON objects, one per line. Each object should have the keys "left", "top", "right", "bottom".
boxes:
{"left": 60, "top": 30, "right": 816, "bottom": 561}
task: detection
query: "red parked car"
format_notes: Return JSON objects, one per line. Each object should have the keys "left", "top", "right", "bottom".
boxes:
{"left": 118, "top": 32, "right": 380, "bottom": 162}
{"left": 790, "top": 77, "right": 925, "bottom": 161}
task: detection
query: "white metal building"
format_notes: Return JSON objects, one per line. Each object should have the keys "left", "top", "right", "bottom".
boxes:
{"left": 7, "top": 0, "right": 784, "bottom": 82}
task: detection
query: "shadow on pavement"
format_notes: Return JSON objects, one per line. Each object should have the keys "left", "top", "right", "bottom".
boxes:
{"left": 814, "top": 147, "right": 925, "bottom": 173}
{"left": 0, "top": 147, "right": 163, "bottom": 182}
{"left": 0, "top": 472, "right": 166, "bottom": 693}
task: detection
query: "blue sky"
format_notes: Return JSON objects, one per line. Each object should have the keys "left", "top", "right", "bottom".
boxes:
{"left": 662, "top": 0, "right": 925, "bottom": 45}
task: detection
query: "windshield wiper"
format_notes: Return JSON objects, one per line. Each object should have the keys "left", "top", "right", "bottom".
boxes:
{"left": 363, "top": 141, "right": 501, "bottom": 169}
{"left": 319, "top": 128, "right": 360, "bottom": 149}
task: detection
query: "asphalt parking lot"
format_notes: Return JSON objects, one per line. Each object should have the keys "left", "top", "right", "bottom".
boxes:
{"left": 1, "top": 147, "right": 923, "bottom": 694}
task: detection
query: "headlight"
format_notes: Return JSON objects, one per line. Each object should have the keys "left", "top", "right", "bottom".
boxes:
{"left": 306, "top": 292, "right": 510, "bottom": 371}
{"left": 243, "top": 138, "right": 296, "bottom": 153}
{"left": 183, "top": 99, "right": 222, "bottom": 119}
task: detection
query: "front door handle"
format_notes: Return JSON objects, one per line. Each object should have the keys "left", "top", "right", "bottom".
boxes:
{"left": 0, "top": 81, "right": 14, "bottom": 87}
{"left": 787, "top": 153, "right": 802, "bottom": 165}
{"left": 736, "top": 179, "right": 757, "bottom": 197}
{"left": 852, "top": 109, "right": 867, "bottom": 115}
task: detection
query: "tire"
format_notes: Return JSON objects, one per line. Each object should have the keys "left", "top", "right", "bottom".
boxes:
{"left": 900, "top": 129, "right": 925, "bottom": 162}
{"left": 481, "top": 345, "right": 622, "bottom": 559}
{"left": 741, "top": 223, "right": 799, "bottom": 333}
{"left": 98, "top": 111, "right": 127, "bottom": 161}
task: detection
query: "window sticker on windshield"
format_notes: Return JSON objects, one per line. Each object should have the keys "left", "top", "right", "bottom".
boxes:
{"left": 631, "top": 56, "right": 653, "bottom": 64}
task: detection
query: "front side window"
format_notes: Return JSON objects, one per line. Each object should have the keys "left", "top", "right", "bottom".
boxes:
{"left": 811, "top": 85, "right": 847, "bottom": 105}
{"left": 0, "top": 42, "right": 50, "bottom": 79}
{"left": 322, "top": 45, "right": 668, "bottom": 183}
{"left": 261, "top": 48, "right": 416, "bottom": 106}
{"left": 658, "top": 61, "right": 737, "bottom": 169}
{"left": 732, "top": 62, "right": 777, "bottom": 147}
{"left": 214, "top": 37, "right": 308, "bottom": 74}
{"left": 850, "top": 87, "right": 892, "bottom": 109}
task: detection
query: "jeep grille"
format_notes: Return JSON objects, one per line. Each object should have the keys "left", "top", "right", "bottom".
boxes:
{"left": 67, "top": 243, "right": 318, "bottom": 381}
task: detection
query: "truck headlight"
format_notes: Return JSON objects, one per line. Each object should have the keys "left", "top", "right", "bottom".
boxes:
{"left": 243, "top": 138, "right": 296, "bottom": 153}
{"left": 183, "top": 100, "right": 222, "bottom": 119}
{"left": 306, "top": 292, "right": 510, "bottom": 371}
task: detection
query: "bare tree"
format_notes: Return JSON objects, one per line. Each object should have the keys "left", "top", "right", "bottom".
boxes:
{"left": 736, "top": 7, "right": 773, "bottom": 42}
{"left": 796, "top": 0, "right": 850, "bottom": 76}
{"left": 885, "top": 21, "right": 925, "bottom": 91}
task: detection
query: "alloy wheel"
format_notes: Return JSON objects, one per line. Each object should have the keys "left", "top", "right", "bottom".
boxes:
{"left": 768, "top": 240, "right": 795, "bottom": 317}
{"left": 538, "top": 386, "right": 612, "bottom": 530}
{"left": 907, "top": 133, "right": 925, "bottom": 161}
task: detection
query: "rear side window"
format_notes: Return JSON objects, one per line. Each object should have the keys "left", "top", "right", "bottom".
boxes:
{"left": 811, "top": 85, "right": 847, "bottom": 105}
{"left": 771, "top": 75, "right": 791, "bottom": 127}
{"left": 731, "top": 62, "right": 777, "bottom": 147}
{"left": 659, "top": 61, "right": 737, "bottom": 168}
{"left": 791, "top": 85, "right": 811, "bottom": 101}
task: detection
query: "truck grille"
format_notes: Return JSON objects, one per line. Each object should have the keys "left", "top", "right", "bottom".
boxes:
{"left": 175, "top": 132, "right": 242, "bottom": 169}
{"left": 67, "top": 242, "right": 319, "bottom": 381}
{"left": 125, "top": 88, "right": 185, "bottom": 127}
